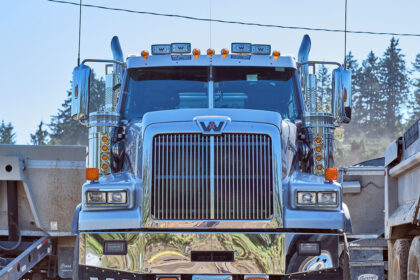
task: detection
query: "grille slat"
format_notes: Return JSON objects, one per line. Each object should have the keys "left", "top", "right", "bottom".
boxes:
{"left": 151, "top": 133, "right": 273, "bottom": 220}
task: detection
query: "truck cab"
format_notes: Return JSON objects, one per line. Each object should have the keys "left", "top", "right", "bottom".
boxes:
{"left": 71, "top": 36, "right": 352, "bottom": 279}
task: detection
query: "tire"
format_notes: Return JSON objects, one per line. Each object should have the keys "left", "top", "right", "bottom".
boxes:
{"left": 408, "top": 236, "right": 420, "bottom": 280}
{"left": 339, "top": 249, "right": 350, "bottom": 280}
{"left": 390, "top": 239, "right": 410, "bottom": 280}
{"left": 72, "top": 235, "right": 79, "bottom": 280}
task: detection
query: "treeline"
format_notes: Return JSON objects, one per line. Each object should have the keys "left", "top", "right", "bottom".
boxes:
{"left": 0, "top": 73, "right": 105, "bottom": 145}
{"left": 334, "top": 37, "right": 419, "bottom": 166}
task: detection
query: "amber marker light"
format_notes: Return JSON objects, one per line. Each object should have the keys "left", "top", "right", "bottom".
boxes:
{"left": 101, "top": 163, "right": 109, "bottom": 170}
{"left": 192, "top": 48, "right": 201, "bottom": 59}
{"left": 221, "top": 48, "right": 229, "bottom": 58}
{"left": 315, "top": 137, "right": 322, "bottom": 143}
{"left": 316, "top": 164, "right": 323, "bottom": 171}
{"left": 325, "top": 168, "right": 338, "bottom": 181}
{"left": 272, "top": 50, "right": 280, "bottom": 60}
{"left": 316, "top": 155, "right": 322, "bottom": 161}
{"left": 141, "top": 50, "right": 149, "bottom": 60}
{"left": 101, "top": 154, "right": 109, "bottom": 161}
{"left": 101, "top": 136, "right": 109, "bottom": 142}
{"left": 315, "top": 146, "right": 322, "bottom": 153}
{"left": 86, "top": 168, "right": 99, "bottom": 180}
{"left": 102, "top": 145, "right": 108, "bottom": 152}
{"left": 207, "top": 48, "right": 215, "bottom": 58}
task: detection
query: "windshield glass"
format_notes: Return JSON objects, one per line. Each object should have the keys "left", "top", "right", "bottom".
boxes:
{"left": 123, "top": 66, "right": 208, "bottom": 119}
{"left": 123, "top": 66, "right": 299, "bottom": 120}
{"left": 213, "top": 66, "right": 298, "bottom": 120}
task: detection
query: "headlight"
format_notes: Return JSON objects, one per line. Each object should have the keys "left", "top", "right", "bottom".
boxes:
{"left": 297, "top": 192, "right": 316, "bottom": 205}
{"left": 86, "top": 191, "right": 106, "bottom": 204}
{"left": 107, "top": 191, "right": 127, "bottom": 204}
{"left": 317, "top": 192, "right": 337, "bottom": 205}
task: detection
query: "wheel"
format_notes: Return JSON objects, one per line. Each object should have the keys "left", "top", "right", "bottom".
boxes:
{"left": 390, "top": 239, "right": 410, "bottom": 280}
{"left": 408, "top": 236, "right": 420, "bottom": 280}
{"left": 339, "top": 249, "right": 350, "bottom": 280}
{"left": 72, "top": 235, "right": 79, "bottom": 280}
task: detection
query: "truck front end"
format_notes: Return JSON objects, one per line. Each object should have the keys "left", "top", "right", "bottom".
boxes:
{"left": 71, "top": 38, "right": 352, "bottom": 279}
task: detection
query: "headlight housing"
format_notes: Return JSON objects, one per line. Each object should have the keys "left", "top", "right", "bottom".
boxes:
{"left": 296, "top": 191, "right": 338, "bottom": 207}
{"left": 86, "top": 190, "right": 128, "bottom": 206}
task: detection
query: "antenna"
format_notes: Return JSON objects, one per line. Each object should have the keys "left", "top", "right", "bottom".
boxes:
{"left": 209, "top": 0, "right": 212, "bottom": 48}
{"left": 344, "top": 0, "right": 347, "bottom": 69}
{"left": 77, "top": 0, "right": 82, "bottom": 66}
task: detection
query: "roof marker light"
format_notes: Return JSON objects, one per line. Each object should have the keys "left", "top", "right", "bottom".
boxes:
{"left": 141, "top": 50, "right": 149, "bottom": 60}
{"left": 221, "top": 48, "right": 229, "bottom": 58}
{"left": 272, "top": 50, "right": 280, "bottom": 60}
{"left": 207, "top": 48, "right": 215, "bottom": 58}
{"left": 151, "top": 44, "right": 171, "bottom": 55}
{"left": 192, "top": 48, "right": 201, "bottom": 59}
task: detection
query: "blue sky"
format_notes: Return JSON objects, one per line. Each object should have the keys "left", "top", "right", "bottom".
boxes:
{"left": 1, "top": 0, "right": 419, "bottom": 144}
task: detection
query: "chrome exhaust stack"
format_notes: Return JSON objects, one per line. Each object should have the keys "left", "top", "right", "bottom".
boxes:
{"left": 87, "top": 36, "right": 124, "bottom": 175}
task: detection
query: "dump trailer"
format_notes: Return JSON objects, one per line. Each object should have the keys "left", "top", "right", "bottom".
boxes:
{"left": 0, "top": 145, "right": 85, "bottom": 279}
{"left": 68, "top": 34, "right": 354, "bottom": 280}
{"left": 385, "top": 119, "right": 420, "bottom": 280}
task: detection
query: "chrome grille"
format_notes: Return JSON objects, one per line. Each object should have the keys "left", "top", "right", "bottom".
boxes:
{"left": 151, "top": 133, "right": 273, "bottom": 220}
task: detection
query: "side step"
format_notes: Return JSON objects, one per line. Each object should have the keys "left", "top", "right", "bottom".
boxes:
{"left": 0, "top": 236, "right": 51, "bottom": 280}
{"left": 348, "top": 238, "right": 387, "bottom": 280}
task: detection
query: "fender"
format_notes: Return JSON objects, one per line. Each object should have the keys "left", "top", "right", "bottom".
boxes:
{"left": 342, "top": 202, "right": 352, "bottom": 234}
{"left": 72, "top": 203, "right": 82, "bottom": 234}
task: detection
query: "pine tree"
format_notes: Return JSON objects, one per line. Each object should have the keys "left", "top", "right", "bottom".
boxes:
{"left": 411, "top": 53, "right": 420, "bottom": 121}
{"left": 0, "top": 121, "right": 16, "bottom": 144}
{"left": 49, "top": 72, "right": 105, "bottom": 145}
{"left": 379, "top": 37, "right": 409, "bottom": 134}
{"left": 30, "top": 121, "right": 49, "bottom": 145}
{"left": 359, "top": 51, "right": 383, "bottom": 135}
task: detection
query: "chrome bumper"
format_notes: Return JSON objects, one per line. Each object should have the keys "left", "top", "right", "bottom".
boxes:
{"left": 79, "top": 231, "right": 340, "bottom": 275}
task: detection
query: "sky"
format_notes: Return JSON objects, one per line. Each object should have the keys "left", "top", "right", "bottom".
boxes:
{"left": 1, "top": 0, "right": 419, "bottom": 144}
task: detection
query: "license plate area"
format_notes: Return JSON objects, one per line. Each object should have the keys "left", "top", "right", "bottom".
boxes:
{"left": 191, "top": 251, "right": 234, "bottom": 262}
{"left": 193, "top": 276, "right": 232, "bottom": 280}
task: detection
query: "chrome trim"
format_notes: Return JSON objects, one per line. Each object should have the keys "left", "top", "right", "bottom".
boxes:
{"left": 210, "top": 136, "right": 215, "bottom": 219}
{"left": 79, "top": 231, "right": 340, "bottom": 275}
{"left": 142, "top": 121, "right": 282, "bottom": 229}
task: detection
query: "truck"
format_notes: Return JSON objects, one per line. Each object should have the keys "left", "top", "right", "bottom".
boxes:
{"left": 1, "top": 34, "right": 354, "bottom": 279}
{"left": 69, "top": 34, "right": 353, "bottom": 280}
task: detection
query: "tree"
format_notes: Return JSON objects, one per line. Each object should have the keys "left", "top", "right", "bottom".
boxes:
{"left": 30, "top": 121, "right": 49, "bottom": 145}
{"left": 379, "top": 37, "right": 409, "bottom": 134}
{"left": 411, "top": 53, "right": 420, "bottom": 121}
{"left": 0, "top": 121, "right": 16, "bottom": 144}
{"left": 49, "top": 71, "right": 105, "bottom": 145}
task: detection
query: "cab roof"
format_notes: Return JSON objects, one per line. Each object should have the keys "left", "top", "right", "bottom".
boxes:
{"left": 126, "top": 54, "right": 297, "bottom": 69}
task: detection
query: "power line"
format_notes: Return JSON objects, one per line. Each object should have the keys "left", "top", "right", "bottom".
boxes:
{"left": 47, "top": 0, "right": 420, "bottom": 38}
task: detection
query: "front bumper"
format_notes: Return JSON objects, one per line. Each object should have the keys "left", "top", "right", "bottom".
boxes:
{"left": 78, "top": 231, "right": 341, "bottom": 277}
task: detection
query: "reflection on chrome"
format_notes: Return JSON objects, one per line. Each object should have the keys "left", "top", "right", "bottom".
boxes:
{"left": 299, "top": 251, "right": 333, "bottom": 272}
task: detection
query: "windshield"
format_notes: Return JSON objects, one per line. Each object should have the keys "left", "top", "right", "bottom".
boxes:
{"left": 213, "top": 66, "right": 298, "bottom": 120}
{"left": 123, "top": 66, "right": 299, "bottom": 120}
{"left": 123, "top": 66, "right": 209, "bottom": 119}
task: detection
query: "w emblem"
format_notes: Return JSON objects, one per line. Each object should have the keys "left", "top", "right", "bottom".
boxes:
{"left": 194, "top": 116, "right": 231, "bottom": 134}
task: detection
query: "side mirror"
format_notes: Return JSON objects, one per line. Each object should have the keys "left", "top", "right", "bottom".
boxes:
{"left": 332, "top": 67, "right": 352, "bottom": 124}
{"left": 71, "top": 64, "right": 91, "bottom": 121}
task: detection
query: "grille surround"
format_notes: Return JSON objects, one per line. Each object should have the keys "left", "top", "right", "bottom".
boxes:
{"left": 151, "top": 133, "right": 273, "bottom": 220}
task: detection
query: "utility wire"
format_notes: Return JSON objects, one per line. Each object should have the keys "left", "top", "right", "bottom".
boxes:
{"left": 47, "top": 0, "right": 420, "bottom": 38}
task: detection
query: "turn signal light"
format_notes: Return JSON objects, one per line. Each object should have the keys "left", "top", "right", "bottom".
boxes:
{"left": 141, "top": 50, "right": 149, "bottom": 60}
{"left": 221, "top": 48, "right": 229, "bottom": 57}
{"left": 325, "top": 168, "right": 338, "bottom": 181}
{"left": 86, "top": 168, "right": 99, "bottom": 181}
{"left": 207, "top": 48, "right": 215, "bottom": 58}
{"left": 272, "top": 50, "right": 280, "bottom": 60}
{"left": 192, "top": 48, "right": 201, "bottom": 59}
